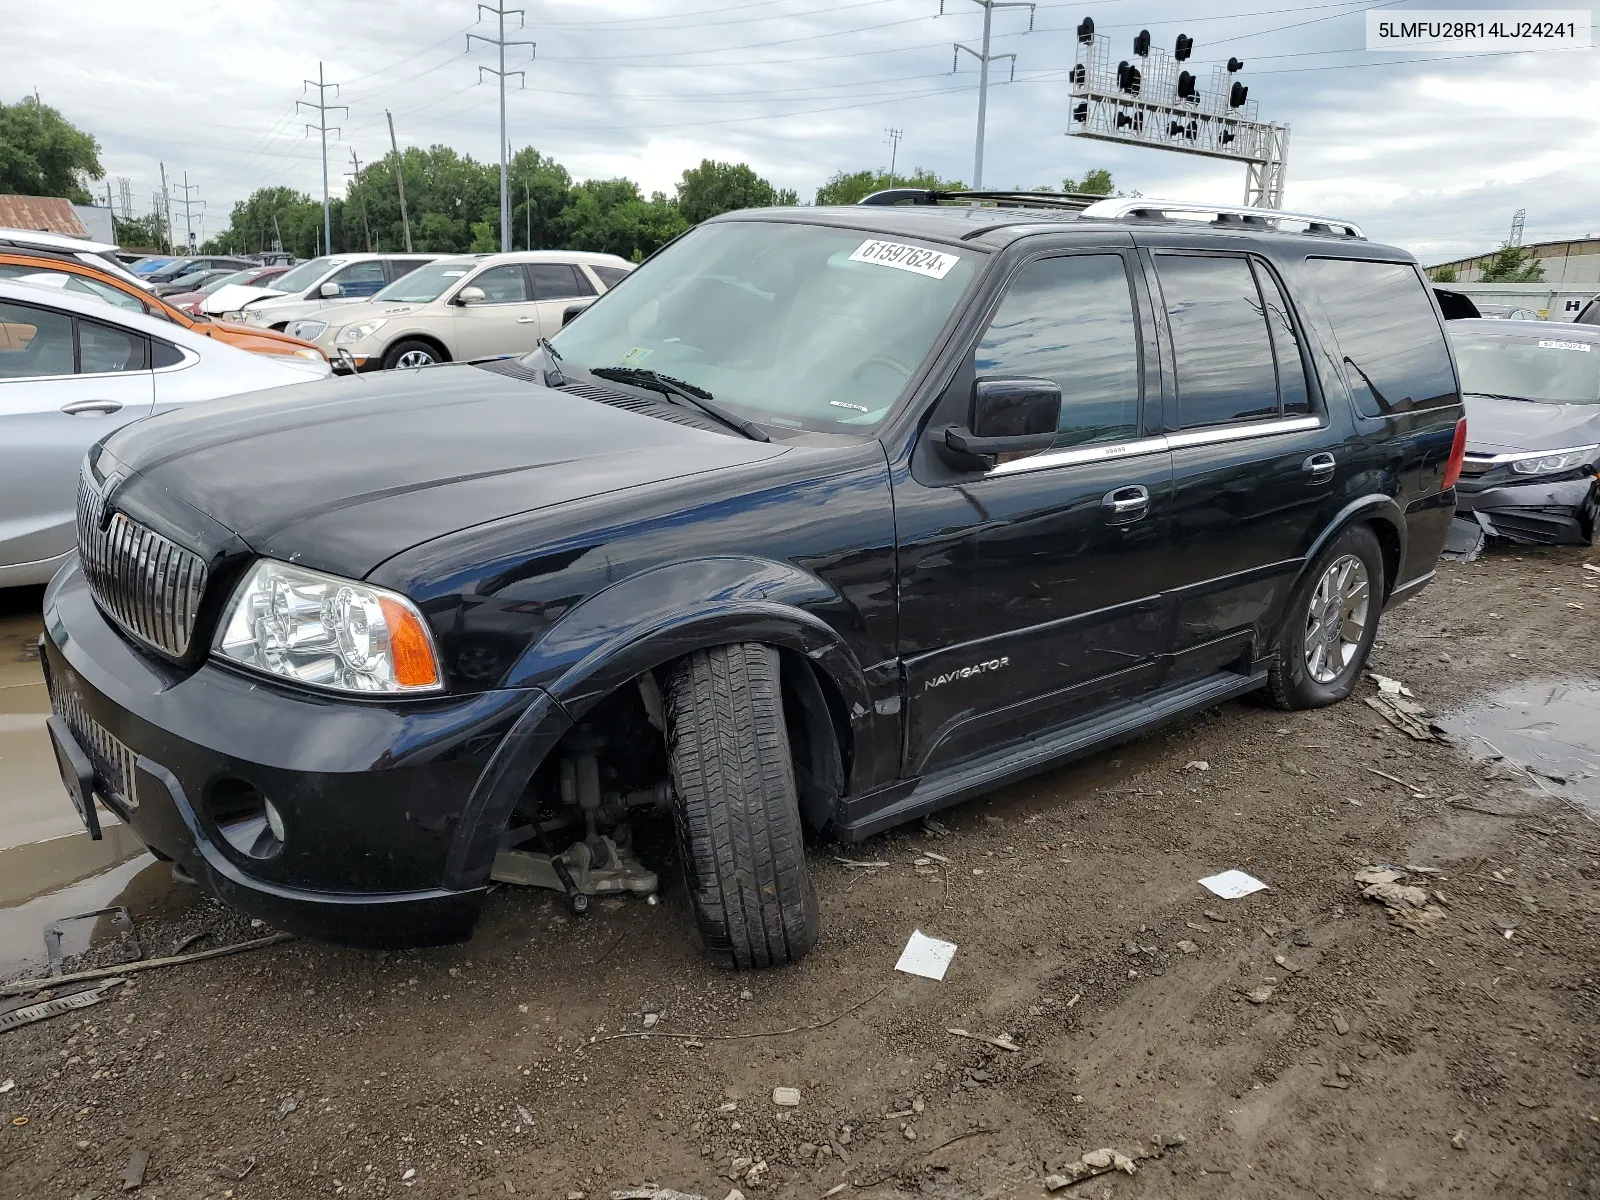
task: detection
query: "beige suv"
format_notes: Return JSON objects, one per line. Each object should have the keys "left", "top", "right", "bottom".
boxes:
{"left": 290, "top": 250, "right": 634, "bottom": 370}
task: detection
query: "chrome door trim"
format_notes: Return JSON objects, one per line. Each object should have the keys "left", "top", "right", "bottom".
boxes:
{"left": 1164, "top": 414, "right": 1323, "bottom": 450}
{"left": 987, "top": 415, "right": 1324, "bottom": 478}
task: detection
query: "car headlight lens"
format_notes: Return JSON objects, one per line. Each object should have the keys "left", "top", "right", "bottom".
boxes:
{"left": 1508, "top": 445, "right": 1599, "bottom": 475}
{"left": 289, "top": 319, "right": 327, "bottom": 341}
{"left": 215, "top": 560, "right": 441, "bottom": 694}
{"left": 338, "top": 318, "right": 388, "bottom": 343}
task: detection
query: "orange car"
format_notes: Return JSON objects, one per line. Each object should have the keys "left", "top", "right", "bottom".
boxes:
{"left": 0, "top": 249, "right": 327, "bottom": 361}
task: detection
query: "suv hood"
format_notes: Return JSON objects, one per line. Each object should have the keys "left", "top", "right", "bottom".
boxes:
{"left": 1462, "top": 393, "right": 1600, "bottom": 454}
{"left": 202, "top": 282, "right": 286, "bottom": 314}
{"left": 102, "top": 365, "right": 787, "bottom": 579}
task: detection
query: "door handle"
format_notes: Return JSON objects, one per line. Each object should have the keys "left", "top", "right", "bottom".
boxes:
{"left": 1303, "top": 452, "right": 1336, "bottom": 485}
{"left": 1101, "top": 484, "right": 1149, "bottom": 524}
{"left": 60, "top": 400, "right": 123, "bottom": 416}
{"left": 516, "top": 316, "right": 538, "bottom": 324}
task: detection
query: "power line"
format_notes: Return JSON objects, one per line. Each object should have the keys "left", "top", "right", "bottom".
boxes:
{"left": 298, "top": 62, "right": 348, "bottom": 256}
{"left": 468, "top": 0, "right": 536, "bottom": 253}
{"left": 947, "top": 0, "right": 1034, "bottom": 190}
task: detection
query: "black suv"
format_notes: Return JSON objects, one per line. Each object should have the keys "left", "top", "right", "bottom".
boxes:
{"left": 40, "top": 196, "right": 1466, "bottom": 968}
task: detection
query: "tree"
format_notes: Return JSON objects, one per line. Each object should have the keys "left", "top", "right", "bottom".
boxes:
{"left": 561, "top": 179, "right": 688, "bottom": 260}
{"left": 1430, "top": 265, "right": 1459, "bottom": 283}
{"left": 509, "top": 147, "right": 575, "bottom": 250}
{"left": 203, "top": 187, "right": 327, "bottom": 257}
{"left": 675, "top": 160, "right": 791, "bottom": 224}
{"left": 1062, "top": 168, "right": 1113, "bottom": 195}
{"left": 0, "top": 95, "right": 103, "bottom": 203}
{"left": 813, "top": 166, "right": 964, "bottom": 206}
{"left": 111, "top": 213, "right": 163, "bottom": 252}
{"left": 1478, "top": 242, "right": 1544, "bottom": 283}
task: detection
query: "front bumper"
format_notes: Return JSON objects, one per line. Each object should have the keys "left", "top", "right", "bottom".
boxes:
{"left": 41, "top": 559, "right": 543, "bottom": 947}
{"left": 1455, "top": 475, "right": 1598, "bottom": 545}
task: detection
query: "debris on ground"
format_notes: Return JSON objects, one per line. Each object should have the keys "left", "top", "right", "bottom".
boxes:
{"left": 946, "top": 1028, "right": 1020, "bottom": 1052}
{"left": 0, "top": 1079, "right": 13, "bottom": 1093}
{"left": 1184, "top": 760, "right": 1210, "bottom": 772}
{"left": 771, "top": 1087, "right": 800, "bottom": 1107}
{"left": 1332, "top": 1013, "right": 1351, "bottom": 1036}
{"left": 1355, "top": 866, "right": 1446, "bottom": 931}
{"left": 1365, "top": 675, "right": 1434, "bottom": 740}
{"left": 609, "top": 1189, "right": 712, "bottom": 1200}
{"left": 894, "top": 930, "right": 957, "bottom": 980}
{"left": 1176, "top": 940, "right": 1198, "bottom": 954}
{"left": 0, "top": 933, "right": 292, "bottom": 997}
{"left": 1451, "top": 1130, "right": 1468, "bottom": 1150}
{"left": 1043, "top": 1135, "right": 1187, "bottom": 1191}
{"left": 1243, "top": 985, "right": 1276, "bottom": 1005}
{"left": 122, "top": 1148, "right": 149, "bottom": 1191}
{"left": 0, "top": 978, "right": 125, "bottom": 1034}
{"left": 1198, "top": 869, "right": 1268, "bottom": 899}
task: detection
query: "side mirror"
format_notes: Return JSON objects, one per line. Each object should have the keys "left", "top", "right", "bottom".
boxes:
{"left": 456, "top": 285, "right": 486, "bottom": 305}
{"left": 318, "top": 281, "right": 342, "bottom": 298}
{"left": 943, "top": 377, "right": 1061, "bottom": 463}
{"left": 561, "top": 301, "right": 589, "bottom": 327}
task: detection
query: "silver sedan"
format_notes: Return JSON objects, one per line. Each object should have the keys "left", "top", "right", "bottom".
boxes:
{"left": 0, "top": 278, "right": 331, "bottom": 588}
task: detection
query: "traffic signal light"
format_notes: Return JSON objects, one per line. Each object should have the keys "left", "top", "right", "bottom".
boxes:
{"left": 1070, "top": 64, "right": 1086, "bottom": 86}
{"left": 1175, "top": 34, "right": 1193, "bottom": 61}
{"left": 1167, "top": 119, "right": 1197, "bottom": 140}
{"left": 1228, "top": 57, "right": 1245, "bottom": 72}
{"left": 1077, "top": 17, "right": 1094, "bottom": 43}
{"left": 1133, "top": 29, "right": 1151, "bottom": 55}
{"left": 1115, "top": 110, "right": 1144, "bottom": 132}
{"left": 1073, "top": 102, "right": 1089, "bottom": 123}
{"left": 1117, "top": 61, "right": 1142, "bottom": 95}
{"left": 1177, "top": 71, "right": 1197, "bottom": 101}
{"left": 1230, "top": 81, "right": 1248, "bottom": 107}
{"left": 1219, "top": 128, "right": 1237, "bottom": 145}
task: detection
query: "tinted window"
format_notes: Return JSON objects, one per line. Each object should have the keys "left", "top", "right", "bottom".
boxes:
{"left": 472, "top": 264, "right": 531, "bottom": 303}
{"left": 528, "top": 263, "right": 593, "bottom": 301}
{"left": 151, "top": 340, "right": 185, "bottom": 368}
{"left": 1252, "top": 262, "right": 1311, "bottom": 415}
{"left": 329, "top": 261, "right": 388, "bottom": 297}
{"left": 976, "top": 254, "right": 1141, "bottom": 448}
{"left": 1577, "top": 298, "right": 1600, "bottom": 326}
{"left": 1156, "top": 254, "right": 1279, "bottom": 427}
{"left": 592, "top": 264, "right": 630, "bottom": 289}
{"left": 80, "top": 321, "right": 148, "bottom": 373}
{"left": 1305, "top": 258, "right": 1457, "bottom": 418}
{"left": 385, "top": 258, "right": 429, "bottom": 282}
{"left": 0, "top": 300, "right": 74, "bottom": 377}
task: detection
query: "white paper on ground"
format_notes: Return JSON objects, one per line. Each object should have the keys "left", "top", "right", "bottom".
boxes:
{"left": 1198, "top": 869, "right": 1269, "bottom": 899}
{"left": 895, "top": 930, "right": 958, "bottom": 980}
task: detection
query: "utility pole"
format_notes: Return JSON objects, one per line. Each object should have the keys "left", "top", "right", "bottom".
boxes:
{"left": 524, "top": 174, "right": 533, "bottom": 250}
{"left": 884, "top": 127, "right": 903, "bottom": 187}
{"left": 385, "top": 110, "right": 414, "bottom": 252}
{"left": 347, "top": 149, "right": 372, "bottom": 251}
{"left": 174, "top": 173, "right": 204, "bottom": 252}
{"left": 34, "top": 87, "right": 43, "bottom": 127}
{"left": 298, "top": 62, "right": 347, "bottom": 256}
{"left": 158, "top": 162, "right": 174, "bottom": 254}
{"left": 468, "top": 1, "right": 536, "bottom": 253}
{"left": 946, "top": 0, "right": 1034, "bottom": 190}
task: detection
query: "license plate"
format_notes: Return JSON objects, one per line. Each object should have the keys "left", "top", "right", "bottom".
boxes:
{"left": 46, "top": 715, "right": 102, "bottom": 840}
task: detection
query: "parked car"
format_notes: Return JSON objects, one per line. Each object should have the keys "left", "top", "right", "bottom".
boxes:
{"left": 143, "top": 256, "right": 256, "bottom": 286}
{"left": 1475, "top": 302, "right": 1543, "bottom": 321}
{"left": 1448, "top": 318, "right": 1600, "bottom": 545}
{"left": 0, "top": 228, "right": 152, "bottom": 291}
{"left": 0, "top": 279, "right": 330, "bottom": 588}
{"left": 0, "top": 249, "right": 327, "bottom": 362}
{"left": 38, "top": 197, "right": 1463, "bottom": 964}
{"left": 220, "top": 254, "right": 444, "bottom": 329}
{"left": 1576, "top": 295, "right": 1599, "bottom": 326}
{"left": 151, "top": 267, "right": 242, "bottom": 298}
{"left": 162, "top": 265, "right": 290, "bottom": 316}
{"left": 130, "top": 256, "right": 176, "bottom": 275}
{"left": 291, "top": 251, "right": 634, "bottom": 370}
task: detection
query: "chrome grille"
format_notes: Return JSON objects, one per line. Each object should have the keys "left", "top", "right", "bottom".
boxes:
{"left": 77, "top": 472, "right": 208, "bottom": 657}
{"left": 50, "top": 679, "right": 138, "bottom": 811}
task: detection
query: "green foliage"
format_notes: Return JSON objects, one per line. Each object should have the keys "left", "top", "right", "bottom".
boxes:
{"left": 1478, "top": 242, "right": 1545, "bottom": 283}
{"left": 1430, "top": 265, "right": 1458, "bottom": 283}
{"left": 110, "top": 214, "right": 163, "bottom": 252}
{"left": 0, "top": 95, "right": 103, "bottom": 203}
{"left": 561, "top": 179, "right": 689, "bottom": 260}
{"left": 202, "top": 186, "right": 329, "bottom": 258}
{"left": 1061, "top": 168, "right": 1114, "bottom": 196}
{"left": 675, "top": 159, "right": 791, "bottom": 224}
{"left": 812, "top": 167, "right": 965, "bottom": 206}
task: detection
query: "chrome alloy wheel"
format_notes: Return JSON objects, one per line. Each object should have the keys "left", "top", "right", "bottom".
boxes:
{"left": 1303, "top": 553, "right": 1370, "bottom": 684}
{"left": 395, "top": 348, "right": 436, "bottom": 369}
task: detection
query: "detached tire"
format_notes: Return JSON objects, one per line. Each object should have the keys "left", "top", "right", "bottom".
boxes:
{"left": 664, "top": 643, "right": 820, "bottom": 969}
{"left": 1268, "top": 524, "right": 1386, "bottom": 710}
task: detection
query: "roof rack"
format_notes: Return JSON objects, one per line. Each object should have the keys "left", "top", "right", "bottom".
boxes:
{"left": 1079, "top": 198, "right": 1364, "bottom": 239}
{"left": 857, "top": 189, "right": 1100, "bottom": 212}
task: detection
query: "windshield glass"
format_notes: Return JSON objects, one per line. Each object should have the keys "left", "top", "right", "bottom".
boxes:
{"left": 547, "top": 221, "right": 979, "bottom": 432}
{"left": 205, "top": 269, "right": 258, "bottom": 293}
{"left": 271, "top": 257, "right": 338, "bottom": 294}
{"left": 1450, "top": 330, "right": 1600, "bottom": 405}
{"left": 375, "top": 258, "right": 476, "bottom": 303}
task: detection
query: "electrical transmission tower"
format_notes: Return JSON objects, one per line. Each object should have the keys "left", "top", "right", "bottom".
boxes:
{"left": 469, "top": 1, "right": 536, "bottom": 253}
{"left": 173, "top": 173, "right": 204, "bottom": 251}
{"left": 1509, "top": 208, "right": 1526, "bottom": 247}
{"left": 116, "top": 178, "right": 133, "bottom": 221}
{"left": 299, "top": 62, "right": 347, "bottom": 255}
{"left": 945, "top": 0, "right": 1035, "bottom": 191}
{"left": 884, "top": 127, "right": 903, "bottom": 187}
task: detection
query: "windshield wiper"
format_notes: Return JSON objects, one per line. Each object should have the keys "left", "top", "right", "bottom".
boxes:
{"left": 537, "top": 337, "right": 565, "bottom": 385}
{"left": 588, "top": 366, "right": 769, "bottom": 442}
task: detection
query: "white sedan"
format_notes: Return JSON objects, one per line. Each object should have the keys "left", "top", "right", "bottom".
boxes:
{"left": 0, "top": 278, "right": 331, "bottom": 588}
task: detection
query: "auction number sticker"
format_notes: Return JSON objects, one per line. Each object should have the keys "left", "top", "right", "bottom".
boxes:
{"left": 1539, "top": 339, "right": 1592, "bottom": 352}
{"left": 1367, "top": 10, "right": 1590, "bottom": 50}
{"left": 849, "top": 239, "right": 960, "bottom": 279}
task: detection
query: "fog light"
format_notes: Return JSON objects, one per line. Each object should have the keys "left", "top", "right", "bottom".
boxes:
{"left": 264, "top": 798, "right": 286, "bottom": 843}
{"left": 207, "top": 778, "right": 284, "bottom": 860}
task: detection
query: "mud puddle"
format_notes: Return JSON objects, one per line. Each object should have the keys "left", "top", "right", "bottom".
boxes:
{"left": 1437, "top": 675, "right": 1600, "bottom": 811}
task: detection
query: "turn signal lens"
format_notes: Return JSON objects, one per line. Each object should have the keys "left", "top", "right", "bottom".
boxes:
{"left": 1441, "top": 417, "right": 1468, "bottom": 490}
{"left": 379, "top": 597, "right": 441, "bottom": 689}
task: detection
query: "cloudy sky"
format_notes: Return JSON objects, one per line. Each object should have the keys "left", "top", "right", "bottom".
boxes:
{"left": 11, "top": 0, "right": 1597, "bottom": 262}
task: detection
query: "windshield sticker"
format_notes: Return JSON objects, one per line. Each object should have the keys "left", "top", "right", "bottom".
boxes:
{"left": 829, "top": 400, "right": 869, "bottom": 412}
{"left": 618, "top": 346, "right": 654, "bottom": 366}
{"left": 442, "top": 270, "right": 469, "bottom": 277}
{"left": 1538, "top": 339, "right": 1591, "bottom": 352}
{"left": 848, "top": 239, "right": 960, "bottom": 280}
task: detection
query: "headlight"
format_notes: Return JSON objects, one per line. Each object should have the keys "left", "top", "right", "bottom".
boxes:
{"left": 289, "top": 319, "right": 327, "bottom": 341}
{"left": 1507, "top": 445, "right": 1599, "bottom": 475}
{"left": 338, "top": 318, "right": 388, "bottom": 343}
{"left": 215, "top": 560, "right": 441, "bottom": 694}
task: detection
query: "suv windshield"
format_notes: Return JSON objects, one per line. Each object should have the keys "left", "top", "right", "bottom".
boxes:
{"left": 376, "top": 258, "right": 477, "bottom": 303}
{"left": 546, "top": 220, "right": 979, "bottom": 432}
{"left": 1450, "top": 330, "right": 1600, "bottom": 405}
{"left": 271, "top": 257, "right": 338, "bottom": 295}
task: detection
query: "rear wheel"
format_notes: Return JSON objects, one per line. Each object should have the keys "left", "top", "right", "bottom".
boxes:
{"left": 383, "top": 339, "right": 444, "bottom": 370}
{"left": 664, "top": 643, "right": 819, "bottom": 969}
{"left": 1267, "top": 524, "right": 1385, "bottom": 710}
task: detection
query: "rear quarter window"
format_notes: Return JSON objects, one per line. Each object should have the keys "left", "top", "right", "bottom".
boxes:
{"left": 1305, "top": 258, "right": 1458, "bottom": 418}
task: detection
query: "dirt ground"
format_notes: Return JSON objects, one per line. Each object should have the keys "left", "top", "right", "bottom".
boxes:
{"left": 2, "top": 544, "right": 1598, "bottom": 1200}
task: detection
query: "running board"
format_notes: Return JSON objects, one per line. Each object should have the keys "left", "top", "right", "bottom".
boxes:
{"left": 836, "top": 669, "right": 1268, "bottom": 842}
